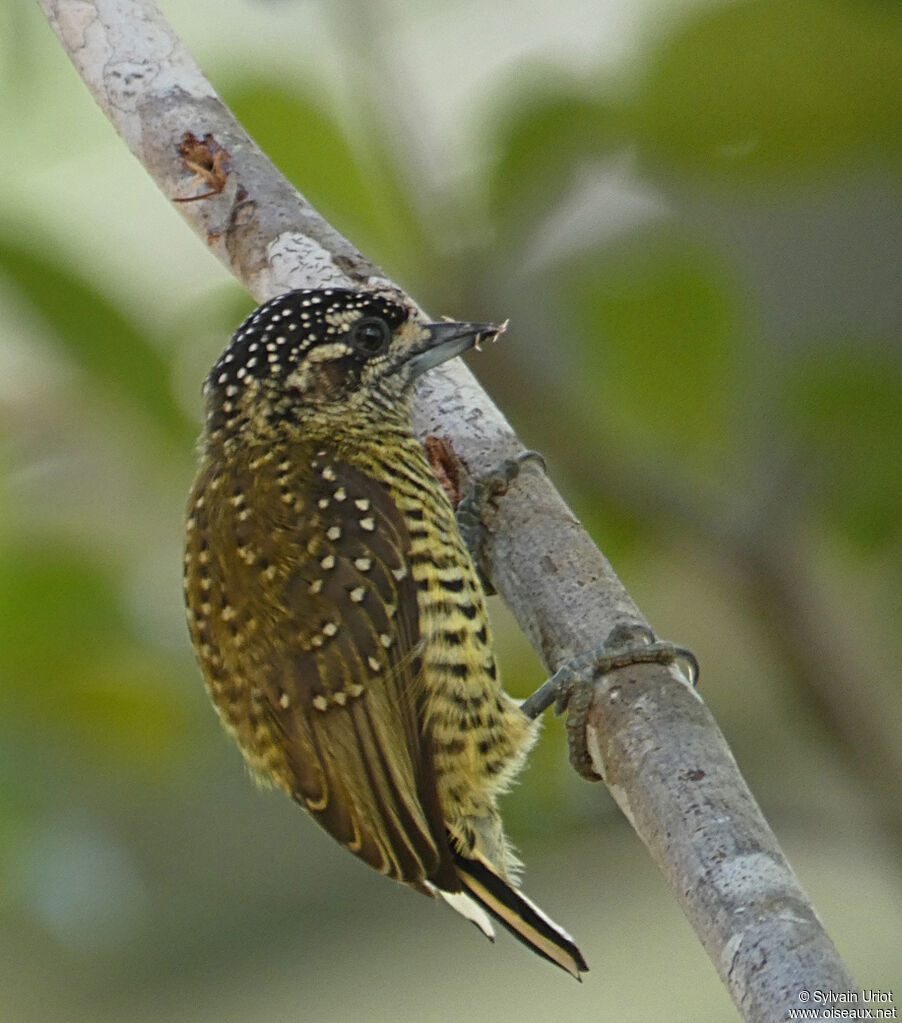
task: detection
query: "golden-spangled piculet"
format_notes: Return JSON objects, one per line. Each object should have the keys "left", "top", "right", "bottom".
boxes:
{"left": 183, "top": 288, "right": 587, "bottom": 978}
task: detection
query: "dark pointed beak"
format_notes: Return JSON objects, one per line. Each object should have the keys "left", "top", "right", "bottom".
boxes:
{"left": 408, "top": 320, "right": 507, "bottom": 379}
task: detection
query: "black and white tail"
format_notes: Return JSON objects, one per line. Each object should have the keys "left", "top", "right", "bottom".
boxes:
{"left": 442, "top": 847, "right": 588, "bottom": 980}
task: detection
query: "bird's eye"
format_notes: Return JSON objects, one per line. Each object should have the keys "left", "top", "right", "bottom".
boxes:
{"left": 350, "top": 317, "right": 392, "bottom": 356}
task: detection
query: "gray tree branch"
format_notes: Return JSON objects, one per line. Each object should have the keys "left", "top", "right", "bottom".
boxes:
{"left": 37, "top": 0, "right": 857, "bottom": 1017}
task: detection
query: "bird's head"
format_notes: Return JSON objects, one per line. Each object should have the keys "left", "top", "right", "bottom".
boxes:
{"left": 204, "top": 289, "right": 502, "bottom": 439}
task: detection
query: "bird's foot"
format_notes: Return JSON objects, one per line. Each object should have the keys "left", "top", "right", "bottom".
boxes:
{"left": 455, "top": 450, "right": 546, "bottom": 594}
{"left": 520, "top": 624, "right": 699, "bottom": 781}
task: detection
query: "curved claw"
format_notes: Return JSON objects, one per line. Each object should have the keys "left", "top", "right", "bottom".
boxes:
{"left": 672, "top": 646, "right": 700, "bottom": 686}
{"left": 514, "top": 449, "right": 547, "bottom": 474}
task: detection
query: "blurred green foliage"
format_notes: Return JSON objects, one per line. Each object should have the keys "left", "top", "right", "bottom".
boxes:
{"left": 0, "top": 237, "right": 196, "bottom": 448}
{"left": 2, "top": 0, "right": 901, "bottom": 1019}
{"left": 633, "top": 0, "right": 902, "bottom": 182}
{"left": 486, "top": 85, "right": 625, "bottom": 231}
{"left": 781, "top": 345, "right": 902, "bottom": 547}
{"left": 564, "top": 227, "right": 741, "bottom": 467}
{"left": 0, "top": 545, "right": 193, "bottom": 779}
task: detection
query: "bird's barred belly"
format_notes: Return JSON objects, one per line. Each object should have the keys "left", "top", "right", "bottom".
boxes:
{"left": 376, "top": 451, "right": 537, "bottom": 824}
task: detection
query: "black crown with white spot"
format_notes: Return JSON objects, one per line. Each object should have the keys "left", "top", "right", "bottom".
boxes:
{"left": 207, "top": 288, "right": 410, "bottom": 395}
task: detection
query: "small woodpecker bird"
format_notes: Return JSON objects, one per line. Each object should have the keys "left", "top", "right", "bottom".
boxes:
{"left": 183, "top": 288, "right": 587, "bottom": 978}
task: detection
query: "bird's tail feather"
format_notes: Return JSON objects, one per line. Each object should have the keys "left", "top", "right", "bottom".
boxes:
{"left": 450, "top": 846, "right": 588, "bottom": 980}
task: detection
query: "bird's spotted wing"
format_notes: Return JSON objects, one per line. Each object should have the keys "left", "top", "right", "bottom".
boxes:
{"left": 188, "top": 448, "right": 456, "bottom": 890}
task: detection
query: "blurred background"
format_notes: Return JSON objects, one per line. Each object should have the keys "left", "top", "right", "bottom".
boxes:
{"left": 2, "top": 0, "right": 901, "bottom": 1019}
